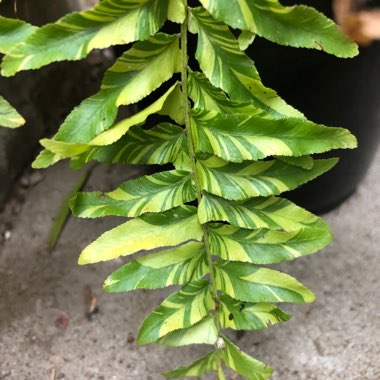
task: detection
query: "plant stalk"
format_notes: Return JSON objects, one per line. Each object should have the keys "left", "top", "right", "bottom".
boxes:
{"left": 180, "top": 1, "right": 223, "bottom": 365}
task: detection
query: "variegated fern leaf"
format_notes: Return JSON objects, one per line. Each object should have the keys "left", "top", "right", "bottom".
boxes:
{"left": 0, "top": 1, "right": 358, "bottom": 378}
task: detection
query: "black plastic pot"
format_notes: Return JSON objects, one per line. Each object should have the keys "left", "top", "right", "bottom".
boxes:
{"left": 250, "top": 1, "right": 380, "bottom": 213}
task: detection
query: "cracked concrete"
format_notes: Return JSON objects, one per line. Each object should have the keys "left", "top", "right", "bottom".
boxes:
{"left": 0, "top": 147, "right": 379, "bottom": 380}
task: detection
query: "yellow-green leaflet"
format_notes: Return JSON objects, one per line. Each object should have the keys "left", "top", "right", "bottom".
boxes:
{"left": 200, "top": 0, "right": 358, "bottom": 58}
{"left": 0, "top": 16, "right": 36, "bottom": 55}
{"left": 104, "top": 242, "right": 208, "bottom": 292}
{"left": 199, "top": 193, "right": 329, "bottom": 232}
{"left": 191, "top": 109, "right": 357, "bottom": 163}
{"left": 78, "top": 206, "right": 202, "bottom": 264}
{"left": 215, "top": 260, "right": 315, "bottom": 304}
{"left": 221, "top": 336, "right": 273, "bottom": 380}
{"left": 208, "top": 223, "right": 332, "bottom": 264}
{"left": 164, "top": 351, "right": 218, "bottom": 378}
{"left": 1, "top": 0, "right": 174, "bottom": 76}
{"left": 219, "top": 294, "right": 291, "bottom": 330}
{"left": 0, "top": 96, "right": 25, "bottom": 128}
{"left": 197, "top": 156, "right": 338, "bottom": 201}
{"left": 156, "top": 316, "right": 218, "bottom": 347}
{"left": 71, "top": 170, "right": 196, "bottom": 218}
{"left": 137, "top": 279, "right": 214, "bottom": 344}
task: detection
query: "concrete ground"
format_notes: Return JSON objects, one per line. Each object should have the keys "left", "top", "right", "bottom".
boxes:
{"left": 0, "top": 148, "right": 379, "bottom": 380}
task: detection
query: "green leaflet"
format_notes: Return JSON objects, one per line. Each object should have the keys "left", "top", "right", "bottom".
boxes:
{"left": 33, "top": 82, "right": 182, "bottom": 168}
{"left": 55, "top": 33, "right": 181, "bottom": 144}
{"left": 191, "top": 109, "right": 357, "bottom": 163}
{"left": 1, "top": 0, "right": 172, "bottom": 76}
{"left": 215, "top": 260, "right": 315, "bottom": 304}
{"left": 78, "top": 205, "right": 202, "bottom": 264}
{"left": 74, "top": 123, "right": 187, "bottom": 167}
{"left": 0, "top": 16, "right": 36, "bottom": 55}
{"left": 164, "top": 351, "right": 217, "bottom": 378}
{"left": 157, "top": 316, "right": 218, "bottom": 347}
{"left": 208, "top": 224, "right": 332, "bottom": 264}
{"left": 0, "top": 96, "right": 25, "bottom": 128}
{"left": 199, "top": 193, "right": 329, "bottom": 232}
{"left": 137, "top": 279, "right": 214, "bottom": 344}
{"left": 188, "top": 71, "right": 267, "bottom": 117}
{"left": 219, "top": 294, "right": 291, "bottom": 330}
{"left": 168, "top": 0, "right": 186, "bottom": 23}
{"left": 189, "top": 7, "right": 302, "bottom": 118}
{"left": 104, "top": 242, "right": 208, "bottom": 292}
{"left": 200, "top": 0, "right": 358, "bottom": 58}
{"left": 71, "top": 169, "right": 196, "bottom": 218}
{"left": 197, "top": 156, "right": 338, "bottom": 201}
{"left": 221, "top": 337, "right": 273, "bottom": 380}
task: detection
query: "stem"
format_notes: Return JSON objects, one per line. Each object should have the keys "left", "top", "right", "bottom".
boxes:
{"left": 180, "top": 2, "right": 222, "bottom": 372}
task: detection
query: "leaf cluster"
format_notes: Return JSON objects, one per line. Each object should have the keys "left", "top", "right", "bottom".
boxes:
{"left": 0, "top": 1, "right": 358, "bottom": 378}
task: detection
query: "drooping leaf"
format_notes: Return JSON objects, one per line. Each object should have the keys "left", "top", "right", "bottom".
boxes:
{"left": 74, "top": 123, "right": 188, "bottom": 167}
{"left": 1, "top": 0, "right": 173, "bottom": 75}
{"left": 71, "top": 170, "right": 196, "bottom": 218}
{"left": 48, "top": 34, "right": 181, "bottom": 146}
{"left": 137, "top": 279, "right": 213, "bottom": 344}
{"left": 197, "top": 156, "right": 338, "bottom": 201}
{"left": 0, "top": 96, "right": 25, "bottom": 128}
{"left": 78, "top": 205, "right": 202, "bottom": 264}
{"left": 0, "top": 16, "right": 36, "bottom": 54}
{"left": 33, "top": 82, "right": 182, "bottom": 168}
{"left": 215, "top": 260, "right": 315, "bottom": 304}
{"left": 157, "top": 316, "right": 218, "bottom": 346}
{"left": 221, "top": 337, "right": 273, "bottom": 380}
{"left": 200, "top": 0, "right": 358, "bottom": 58}
{"left": 199, "top": 193, "right": 329, "bottom": 232}
{"left": 208, "top": 223, "right": 332, "bottom": 264}
{"left": 163, "top": 351, "right": 218, "bottom": 378}
{"left": 191, "top": 109, "right": 357, "bottom": 163}
{"left": 219, "top": 294, "right": 291, "bottom": 330}
{"left": 103, "top": 242, "right": 208, "bottom": 291}
{"left": 189, "top": 7, "right": 302, "bottom": 118}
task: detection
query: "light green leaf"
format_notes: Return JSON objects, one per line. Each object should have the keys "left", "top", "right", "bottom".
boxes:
{"left": 168, "top": 0, "right": 185, "bottom": 23}
{"left": 189, "top": 7, "right": 302, "bottom": 118}
{"left": 191, "top": 109, "right": 357, "bottom": 163}
{"left": 238, "top": 30, "right": 256, "bottom": 50}
{"left": 0, "top": 16, "right": 36, "bottom": 54}
{"left": 197, "top": 156, "right": 338, "bottom": 201}
{"left": 78, "top": 205, "right": 202, "bottom": 264}
{"left": 215, "top": 260, "right": 315, "bottom": 304}
{"left": 200, "top": 0, "right": 358, "bottom": 58}
{"left": 208, "top": 223, "right": 332, "bottom": 264}
{"left": 163, "top": 351, "right": 217, "bottom": 378}
{"left": 33, "top": 82, "right": 182, "bottom": 168}
{"left": 50, "top": 34, "right": 181, "bottom": 145}
{"left": 1, "top": 0, "right": 173, "bottom": 75}
{"left": 137, "top": 279, "right": 214, "bottom": 344}
{"left": 157, "top": 316, "right": 218, "bottom": 346}
{"left": 199, "top": 193, "right": 329, "bottom": 232}
{"left": 104, "top": 242, "right": 208, "bottom": 292}
{"left": 188, "top": 71, "right": 267, "bottom": 117}
{"left": 219, "top": 294, "right": 291, "bottom": 330}
{"left": 74, "top": 123, "right": 187, "bottom": 167}
{"left": 221, "top": 337, "right": 273, "bottom": 380}
{"left": 0, "top": 96, "right": 25, "bottom": 128}
{"left": 32, "top": 149, "right": 62, "bottom": 169}
{"left": 71, "top": 170, "right": 196, "bottom": 218}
